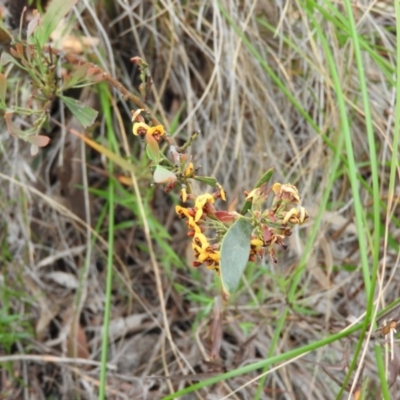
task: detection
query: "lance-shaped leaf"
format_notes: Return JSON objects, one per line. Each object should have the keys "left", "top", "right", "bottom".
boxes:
{"left": 153, "top": 165, "right": 176, "bottom": 184}
{"left": 240, "top": 168, "right": 274, "bottom": 215}
{"left": 32, "top": 0, "right": 78, "bottom": 48}
{"left": 220, "top": 217, "right": 252, "bottom": 296}
{"left": 61, "top": 95, "right": 98, "bottom": 128}
{"left": 193, "top": 176, "right": 217, "bottom": 187}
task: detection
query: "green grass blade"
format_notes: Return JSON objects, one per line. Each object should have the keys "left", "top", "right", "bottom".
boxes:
{"left": 98, "top": 83, "right": 116, "bottom": 400}
{"left": 335, "top": 0, "right": 386, "bottom": 397}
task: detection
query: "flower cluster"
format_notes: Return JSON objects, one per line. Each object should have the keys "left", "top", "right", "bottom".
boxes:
{"left": 246, "top": 183, "right": 308, "bottom": 264}
{"left": 175, "top": 181, "right": 308, "bottom": 273}
{"left": 176, "top": 185, "right": 228, "bottom": 274}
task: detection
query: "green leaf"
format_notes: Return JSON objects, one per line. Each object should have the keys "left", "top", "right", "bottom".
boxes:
{"left": 193, "top": 176, "right": 217, "bottom": 187}
{"left": 240, "top": 168, "right": 274, "bottom": 215}
{"left": 145, "top": 133, "right": 160, "bottom": 162}
{"left": 153, "top": 165, "right": 176, "bottom": 183}
{"left": 61, "top": 96, "right": 98, "bottom": 128}
{"left": 0, "top": 73, "right": 6, "bottom": 103}
{"left": 32, "top": 0, "right": 78, "bottom": 48}
{"left": 220, "top": 218, "right": 252, "bottom": 295}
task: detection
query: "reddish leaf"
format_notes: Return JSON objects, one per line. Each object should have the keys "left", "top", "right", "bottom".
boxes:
{"left": 86, "top": 66, "right": 105, "bottom": 82}
{"left": 26, "top": 135, "right": 51, "bottom": 156}
{"left": 9, "top": 47, "right": 19, "bottom": 59}
{"left": 16, "top": 43, "right": 24, "bottom": 58}
{"left": 215, "top": 211, "right": 238, "bottom": 224}
{"left": 26, "top": 135, "right": 51, "bottom": 147}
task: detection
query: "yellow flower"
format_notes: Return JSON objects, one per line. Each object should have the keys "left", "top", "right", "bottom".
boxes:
{"left": 175, "top": 205, "right": 193, "bottom": 219}
{"left": 133, "top": 123, "right": 165, "bottom": 140}
{"left": 192, "top": 234, "right": 211, "bottom": 263}
{"left": 148, "top": 124, "right": 165, "bottom": 139}
{"left": 282, "top": 207, "right": 308, "bottom": 224}
{"left": 187, "top": 216, "right": 201, "bottom": 234}
{"left": 204, "top": 253, "right": 220, "bottom": 273}
{"left": 191, "top": 232, "right": 220, "bottom": 267}
{"left": 133, "top": 122, "right": 149, "bottom": 136}
{"left": 217, "top": 183, "right": 226, "bottom": 201}
{"left": 184, "top": 162, "right": 195, "bottom": 177}
{"left": 245, "top": 187, "right": 262, "bottom": 202}
{"left": 207, "top": 250, "right": 220, "bottom": 263}
{"left": 272, "top": 183, "right": 300, "bottom": 204}
{"left": 194, "top": 194, "right": 214, "bottom": 222}
{"left": 271, "top": 183, "right": 281, "bottom": 195}
{"left": 193, "top": 232, "right": 209, "bottom": 249}
{"left": 251, "top": 238, "right": 264, "bottom": 250}
{"left": 180, "top": 187, "right": 188, "bottom": 202}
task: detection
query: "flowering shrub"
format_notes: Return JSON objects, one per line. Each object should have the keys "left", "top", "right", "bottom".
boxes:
{"left": 132, "top": 112, "right": 309, "bottom": 295}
